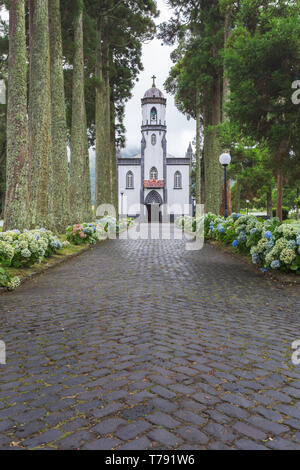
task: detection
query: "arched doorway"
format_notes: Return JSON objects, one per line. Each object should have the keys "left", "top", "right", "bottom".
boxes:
{"left": 145, "top": 190, "right": 163, "bottom": 223}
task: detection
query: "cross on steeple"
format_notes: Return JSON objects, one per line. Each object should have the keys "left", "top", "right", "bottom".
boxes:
{"left": 151, "top": 75, "right": 156, "bottom": 88}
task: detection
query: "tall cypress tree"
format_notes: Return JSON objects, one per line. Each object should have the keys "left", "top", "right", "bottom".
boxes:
{"left": 70, "top": 1, "right": 92, "bottom": 223}
{"left": 48, "top": 0, "right": 70, "bottom": 232}
{"left": 28, "top": 0, "right": 51, "bottom": 228}
{"left": 4, "top": 0, "right": 29, "bottom": 231}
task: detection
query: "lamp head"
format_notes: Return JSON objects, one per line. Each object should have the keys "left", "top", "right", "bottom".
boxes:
{"left": 219, "top": 153, "right": 231, "bottom": 166}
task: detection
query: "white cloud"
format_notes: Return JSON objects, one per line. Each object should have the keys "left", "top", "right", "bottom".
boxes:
{"left": 123, "top": 0, "right": 195, "bottom": 158}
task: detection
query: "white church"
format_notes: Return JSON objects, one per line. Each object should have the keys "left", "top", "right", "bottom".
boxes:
{"left": 117, "top": 78, "right": 192, "bottom": 222}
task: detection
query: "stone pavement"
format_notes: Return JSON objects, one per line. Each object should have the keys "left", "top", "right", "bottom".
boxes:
{"left": 0, "top": 226, "right": 300, "bottom": 450}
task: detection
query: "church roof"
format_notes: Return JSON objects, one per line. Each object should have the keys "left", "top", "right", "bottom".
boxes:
{"left": 143, "top": 87, "right": 164, "bottom": 99}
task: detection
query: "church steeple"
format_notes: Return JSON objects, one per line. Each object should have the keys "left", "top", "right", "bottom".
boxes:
{"left": 186, "top": 142, "right": 193, "bottom": 159}
{"left": 151, "top": 75, "right": 156, "bottom": 88}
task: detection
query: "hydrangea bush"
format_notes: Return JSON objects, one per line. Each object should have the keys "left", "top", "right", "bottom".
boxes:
{"left": 66, "top": 217, "right": 134, "bottom": 245}
{"left": 0, "top": 267, "right": 20, "bottom": 291}
{"left": 66, "top": 223, "right": 101, "bottom": 245}
{"left": 96, "top": 216, "right": 134, "bottom": 234}
{"left": 176, "top": 213, "right": 300, "bottom": 274}
{"left": 0, "top": 228, "right": 63, "bottom": 268}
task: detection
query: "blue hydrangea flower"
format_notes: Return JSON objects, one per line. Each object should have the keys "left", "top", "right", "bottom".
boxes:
{"left": 264, "top": 230, "right": 273, "bottom": 240}
{"left": 252, "top": 253, "right": 259, "bottom": 264}
{"left": 56, "top": 240, "right": 62, "bottom": 250}
{"left": 238, "top": 231, "right": 247, "bottom": 243}
{"left": 232, "top": 213, "right": 242, "bottom": 220}
{"left": 266, "top": 239, "right": 275, "bottom": 249}
{"left": 39, "top": 228, "right": 46, "bottom": 232}
{"left": 261, "top": 267, "right": 269, "bottom": 273}
{"left": 287, "top": 240, "right": 297, "bottom": 250}
{"left": 250, "top": 228, "right": 257, "bottom": 235}
{"left": 296, "top": 236, "right": 300, "bottom": 246}
{"left": 232, "top": 240, "right": 238, "bottom": 248}
{"left": 271, "top": 259, "right": 280, "bottom": 269}
{"left": 217, "top": 224, "right": 225, "bottom": 233}
{"left": 210, "top": 223, "right": 214, "bottom": 231}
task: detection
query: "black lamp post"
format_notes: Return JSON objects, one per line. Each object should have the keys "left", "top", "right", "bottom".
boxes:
{"left": 120, "top": 191, "right": 124, "bottom": 219}
{"left": 219, "top": 153, "right": 231, "bottom": 218}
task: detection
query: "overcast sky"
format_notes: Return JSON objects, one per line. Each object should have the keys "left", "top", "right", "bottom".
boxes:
{"left": 124, "top": 0, "right": 195, "bottom": 157}
{"left": 0, "top": 1, "right": 195, "bottom": 158}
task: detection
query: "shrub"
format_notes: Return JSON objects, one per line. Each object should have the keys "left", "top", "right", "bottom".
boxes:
{"left": 0, "top": 267, "right": 20, "bottom": 291}
{"left": 66, "top": 223, "right": 100, "bottom": 245}
{"left": 176, "top": 213, "right": 300, "bottom": 274}
{"left": 0, "top": 228, "right": 63, "bottom": 268}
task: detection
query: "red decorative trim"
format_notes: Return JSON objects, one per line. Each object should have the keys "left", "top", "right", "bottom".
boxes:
{"left": 144, "top": 179, "right": 164, "bottom": 188}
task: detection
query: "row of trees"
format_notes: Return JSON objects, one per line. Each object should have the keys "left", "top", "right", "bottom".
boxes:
{"left": 1, "top": 0, "right": 157, "bottom": 231}
{"left": 160, "top": 0, "right": 300, "bottom": 220}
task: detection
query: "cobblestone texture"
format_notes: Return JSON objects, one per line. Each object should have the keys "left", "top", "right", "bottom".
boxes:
{"left": 0, "top": 227, "right": 300, "bottom": 449}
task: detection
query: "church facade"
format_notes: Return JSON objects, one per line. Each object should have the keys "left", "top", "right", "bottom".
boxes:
{"left": 117, "top": 79, "right": 192, "bottom": 221}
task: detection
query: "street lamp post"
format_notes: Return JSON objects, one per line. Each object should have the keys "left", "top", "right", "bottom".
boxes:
{"left": 120, "top": 191, "right": 124, "bottom": 219}
{"left": 219, "top": 153, "right": 231, "bottom": 218}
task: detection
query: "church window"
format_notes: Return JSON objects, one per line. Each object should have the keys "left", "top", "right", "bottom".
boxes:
{"left": 150, "top": 167, "right": 158, "bottom": 180}
{"left": 151, "top": 134, "right": 156, "bottom": 145}
{"left": 150, "top": 107, "right": 157, "bottom": 123}
{"left": 174, "top": 171, "right": 182, "bottom": 189}
{"left": 126, "top": 171, "right": 134, "bottom": 189}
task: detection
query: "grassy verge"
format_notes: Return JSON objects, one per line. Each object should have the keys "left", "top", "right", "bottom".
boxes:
{"left": 207, "top": 238, "right": 300, "bottom": 285}
{"left": 0, "top": 238, "right": 105, "bottom": 293}
{"left": 182, "top": 228, "right": 300, "bottom": 286}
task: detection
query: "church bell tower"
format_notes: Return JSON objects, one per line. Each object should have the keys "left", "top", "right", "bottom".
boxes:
{"left": 140, "top": 76, "right": 167, "bottom": 207}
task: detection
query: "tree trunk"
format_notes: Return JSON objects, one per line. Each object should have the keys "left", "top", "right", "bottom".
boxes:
{"left": 28, "top": 0, "right": 51, "bottom": 229}
{"left": 274, "top": 139, "right": 289, "bottom": 222}
{"left": 104, "top": 39, "right": 112, "bottom": 206}
{"left": 234, "top": 177, "right": 241, "bottom": 213}
{"left": 296, "top": 188, "right": 299, "bottom": 221}
{"left": 110, "top": 99, "right": 118, "bottom": 213}
{"left": 267, "top": 188, "right": 272, "bottom": 218}
{"left": 205, "top": 76, "right": 223, "bottom": 214}
{"left": 95, "top": 19, "right": 109, "bottom": 212}
{"left": 48, "top": 0, "right": 70, "bottom": 232}
{"left": 4, "top": 0, "right": 29, "bottom": 231}
{"left": 222, "top": 11, "right": 231, "bottom": 123}
{"left": 202, "top": 98, "right": 210, "bottom": 212}
{"left": 70, "top": 5, "right": 91, "bottom": 223}
{"left": 276, "top": 169, "right": 283, "bottom": 221}
{"left": 195, "top": 91, "right": 201, "bottom": 205}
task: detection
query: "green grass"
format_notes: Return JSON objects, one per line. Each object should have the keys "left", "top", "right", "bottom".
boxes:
{"left": 1, "top": 234, "right": 94, "bottom": 284}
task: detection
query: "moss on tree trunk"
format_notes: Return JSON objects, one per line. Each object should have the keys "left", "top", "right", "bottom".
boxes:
{"left": 28, "top": 0, "right": 51, "bottom": 229}
{"left": 48, "top": 0, "right": 70, "bottom": 232}
{"left": 95, "top": 19, "right": 112, "bottom": 213}
{"left": 204, "top": 78, "right": 223, "bottom": 214}
{"left": 195, "top": 91, "right": 201, "bottom": 205}
{"left": 110, "top": 99, "right": 118, "bottom": 213}
{"left": 4, "top": 0, "right": 29, "bottom": 231}
{"left": 267, "top": 188, "right": 272, "bottom": 218}
{"left": 234, "top": 176, "right": 241, "bottom": 213}
{"left": 70, "top": 6, "right": 92, "bottom": 223}
{"left": 276, "top": 170, "right": 283, "bottom": 221}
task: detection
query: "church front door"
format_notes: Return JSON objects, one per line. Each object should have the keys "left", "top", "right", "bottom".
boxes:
{"left": 146, "top": 203, "right": 161, "bottom": 223}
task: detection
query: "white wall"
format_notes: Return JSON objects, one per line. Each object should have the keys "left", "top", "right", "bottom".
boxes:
{"left": 167, "top": 165, "right": 190, "bottom": 215}
{"left": 143, "top": 130, "right": 164, "bottom": 181}
{"left": 118, "top": 165, "right": 141, "bottom": 216}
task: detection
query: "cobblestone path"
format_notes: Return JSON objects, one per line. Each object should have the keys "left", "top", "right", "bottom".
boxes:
{"left": 0, "top": 229, "right": 300, "bottom": 450}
